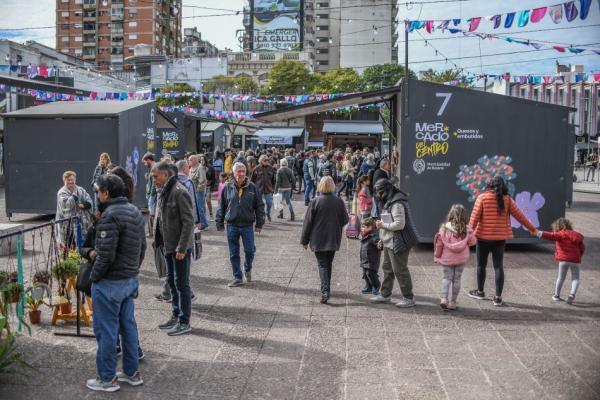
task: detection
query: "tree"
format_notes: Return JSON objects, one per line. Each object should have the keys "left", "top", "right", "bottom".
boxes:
{"left": 420, "top": 69, "right": 472, "bottom": 87}
{"left": 155, "top": 83, "right": 200, "bottom": 108}
{"left": 262, "top": 60, "right": 313, "bottom": 95}
{"left": 234, "top": 76, "right": 258, "bottom": 94}
{"left": 360, "top": 64, "right": 416, "bottom": 91}
{"left": 311, "top": 68, "right": 361, "bottom": 94}
{"left": 204, "top": 75, "right": 236, "bottom": 93}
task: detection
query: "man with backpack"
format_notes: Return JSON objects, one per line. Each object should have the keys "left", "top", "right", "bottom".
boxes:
{"left": 318, "top": 153, "right": 337, "bottom": 184}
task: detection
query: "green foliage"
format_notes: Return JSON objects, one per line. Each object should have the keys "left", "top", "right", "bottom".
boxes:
{"left": 0, "top": 317, "right": 35, "bottom": 374}
{"left": 361, "top": 64, "right": 415, "bottom": 91}
{"left": 234, "top": 76, "right": 258, "bottom": 94}
{"left": 52, "top": 250, "right": 81, "bottom": 282}
{"left": 311, "top": 68, "right": 361, "bottom": 94}
{"left": 420, "top": 69, "right": 472, "bottom": 88}
{"left": 262, "top": 60, "right": 314, "bottom": 95}
{"left": 204, "top": 75, "right": 236, "bottom": 93}
{"left": 24, "top": 292, "right": 42, "bottom": 312}
{"left": 155, "top": 83, "right": 201, "bottom": 108}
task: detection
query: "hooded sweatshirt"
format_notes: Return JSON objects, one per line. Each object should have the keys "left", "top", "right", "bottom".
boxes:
{"left": 434, "top": 222, "right": 477, "bottom": 266}
{"left": 539, "top": 230, "right": 586, "bottom": 263}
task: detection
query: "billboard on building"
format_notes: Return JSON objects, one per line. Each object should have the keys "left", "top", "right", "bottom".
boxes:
{"left": 252, "top": 0, "right": 302, "bottom": 51}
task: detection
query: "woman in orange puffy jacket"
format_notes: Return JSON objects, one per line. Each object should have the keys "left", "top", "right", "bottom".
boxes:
{"left": 467, "top": 176, "right": 536, "bottom": 306}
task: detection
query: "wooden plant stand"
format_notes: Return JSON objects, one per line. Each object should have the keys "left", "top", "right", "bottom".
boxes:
{"left": 45, "top": 277, "right": 93, "bottom": 326}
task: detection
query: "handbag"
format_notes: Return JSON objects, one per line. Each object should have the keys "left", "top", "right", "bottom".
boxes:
{"left": 76, "top": 261, "right": 93, "bottom": 297}
{"left": 154, "top": 247, "right": 167, "bottom": 278}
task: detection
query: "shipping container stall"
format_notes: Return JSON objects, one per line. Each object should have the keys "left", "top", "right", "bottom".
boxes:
{"left": 255, "top": 81, "right": 574, "bottom": 242}
{"left": 397, "top": 79, "right": 574, "bottom": 242}
{"left": 3, "top": 100, "right": 175, "bottom": 215}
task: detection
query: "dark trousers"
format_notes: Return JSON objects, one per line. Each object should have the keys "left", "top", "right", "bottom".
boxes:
{"left": 476, "top": 239, "right": 506, "bottom": 296}
{"left": 362, "top": 268, "right": 381, "bottom": 290}
{"left": 315, "top": 250, "right": 336, "bottom": 295}
{"left": 337, "top": 175, "right": 354, "bottom": 198}
{"left": 165, "top": 249, "right": 192, "bottom": 325}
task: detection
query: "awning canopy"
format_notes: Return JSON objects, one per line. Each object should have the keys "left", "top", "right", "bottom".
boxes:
{"left": 254, "top": 85, "right": 401, "bottom": 122}
{"left": 322, "top": 121, "right": 384, "bottom": 135}
{"left": 255, "top": 127, "right": 304, "bottom": 145}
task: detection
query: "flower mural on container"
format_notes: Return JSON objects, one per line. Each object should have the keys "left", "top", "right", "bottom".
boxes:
{"left": 456, "top": 155, "right": 517, "bottom": 202}
{"left": 511, "top": 191, "right": 545, "bottom": 229}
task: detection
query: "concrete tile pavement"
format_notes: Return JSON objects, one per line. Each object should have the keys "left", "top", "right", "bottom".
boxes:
{"left": 1, "top": 191, "right": 599, "bottom": 399}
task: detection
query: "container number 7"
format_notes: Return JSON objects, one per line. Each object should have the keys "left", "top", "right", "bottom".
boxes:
{"left": 435, "top": 93, "right": 452, "bottom": 116}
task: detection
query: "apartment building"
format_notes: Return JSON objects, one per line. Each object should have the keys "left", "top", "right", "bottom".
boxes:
{"left": 55, "top": 0, "right": 182, "bottom": 71}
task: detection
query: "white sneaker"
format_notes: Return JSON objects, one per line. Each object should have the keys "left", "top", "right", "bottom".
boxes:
{"left": 395, "top": 298, "right": 416, "bottom": 308}
{"left": 116, "top": 371, "right": 143, "bottom": 386}
{"left": 86, "top": 377, "right": 120, "bottom": 392}
{"left": 370, "top": 294, "right": 391, "bottom": 303}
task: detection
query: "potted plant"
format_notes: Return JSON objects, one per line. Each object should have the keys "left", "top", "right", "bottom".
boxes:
{"left": 31, "top": 271, "right": 50, "bottom": 301}
{"left": 25, "top": 293, "right": 42, "bottom": 324}
{"left": 51, "top": 251, "right": 81, "bottom": 315}
{"left": 0, "top": 272, "right": 21, "bottom": 304}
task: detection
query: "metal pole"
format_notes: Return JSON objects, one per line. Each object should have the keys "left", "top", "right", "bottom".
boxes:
{"left": 404, "top": 21, "right": 409, "bottom": 118}
{"left": 17, "top": 233, "right": 23, "bottom": 334}
{"left": 484, "top": 75, "right": 488, "bottom": 92}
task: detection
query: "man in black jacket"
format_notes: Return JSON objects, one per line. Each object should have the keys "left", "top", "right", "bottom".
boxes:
{"left": 216, "top": 162, "right": 265, "bottom": 287}
{"left": 153, "top": 161, "right": 195, "bottom": 336}
{"left": 86, "top": 175, "right": 146, "bottom": 392}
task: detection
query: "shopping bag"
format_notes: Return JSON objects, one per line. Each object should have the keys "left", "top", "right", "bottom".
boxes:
{"left": 345, "top": 214, "right": 360, "bottom": 239}
{"left": 273, "top": 193, "right": 283, "bottom": 211}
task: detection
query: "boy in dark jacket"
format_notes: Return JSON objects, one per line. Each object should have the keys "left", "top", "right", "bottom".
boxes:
{"left": 360, "top": 218, "right": 382, "bottom": 295}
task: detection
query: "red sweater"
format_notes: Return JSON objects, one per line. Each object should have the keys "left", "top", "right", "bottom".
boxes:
{"left": 540, "top": 230, "right": 585, "bottom": 263}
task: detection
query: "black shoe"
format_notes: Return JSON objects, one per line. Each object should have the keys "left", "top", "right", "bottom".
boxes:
{"left": 320, "top": 293, "right": 329, "bottom": 304}
{"left": 158, "top": 316, "right": 178, "bottom": 330}
{"left": 305, "top": 202, "right": 309, "bottom": 206}
{"left": 267, "top": 214, "right": 271, "bottom": 222}
{"left": 277, "top": 212, "right": 283, "bottom": 219}
{"left": 154, "top": 293, "right": 172, "bottom": 303}
{"left": 468, "top": 290, "right": 485, "bottom": 300}
{"left": 492, "top": 296, "right": 503, "bottom": 306}
{"left": 290, "top": 213, "right": 295, "bottom": 221}
{"left": 361, "top": 286, "right": 372, "bottom": 294}
{"left": 116, "top": 346, "right": 122, "bottom": 357}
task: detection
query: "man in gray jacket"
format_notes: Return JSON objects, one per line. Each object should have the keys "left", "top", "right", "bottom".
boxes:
{"left": 152, "top": 161, "right": 195, "bottom": 336}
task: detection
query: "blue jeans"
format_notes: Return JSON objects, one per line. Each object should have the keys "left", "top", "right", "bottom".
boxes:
{"left": 263, "top": 192, "right": 273, "bottom": 217}
{"left": 279, "top": 190, "right": 294, "bottom": 216}
{"left": 195, "top": 190, "right": 209, "bottom": 228}
{"left": 304, "top": 177, "right": 315, "bottom": 203}
{"left": 92, "top": 277, "right": 139, "bottom": 382}
{"left": 165, "top": 249, "right": 192, "bottom": 325}
{"left": 226, "top": 224, "right": 255, "bottom": 280}
{"left": 147, "top": 195, "right": 157, "bottom": 216}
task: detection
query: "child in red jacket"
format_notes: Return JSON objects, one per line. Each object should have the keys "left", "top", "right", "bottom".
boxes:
{"left": 535, "top": 218, "right": 585, "bottom": 304}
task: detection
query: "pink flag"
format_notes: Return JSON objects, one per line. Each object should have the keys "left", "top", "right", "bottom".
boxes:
{"left": 530, "top": 7, "right": 547, "bottom": 23}
{"left": 425, "top": 20, "right": 434, "bottom": 33}
{"left": 553, "top": 45, "right": 566, "bottom": 52}
{"left": 543, "top": 76, "right": 552, "bottom": 83}
{"left": 468, "top": 17, "right": 481, "bottom": 32}
{"left": 593, "top": 73, "right": 600, "bottom": 82}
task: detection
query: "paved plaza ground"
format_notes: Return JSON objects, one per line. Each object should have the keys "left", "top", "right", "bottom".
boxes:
{"left": 0, "top": 190, "right": 599, "bottom": 400}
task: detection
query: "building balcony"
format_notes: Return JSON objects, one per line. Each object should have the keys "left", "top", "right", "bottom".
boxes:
{"left": 83, "top": 3, "right": 96, "bottom": 10}
{"left": 83, "top": 28, "right": 96, "bottom": 34}
{"left": 83, "top": 41, "right": 96, "bottom": 46}
{"left": 83, "top": 16, "right": 96, "bottom": 22}
{"left": 83, "top": 54, "right": 96, "bottom": 60}
{"left": 111, "top": 13, "right": 124, "bottom": 21}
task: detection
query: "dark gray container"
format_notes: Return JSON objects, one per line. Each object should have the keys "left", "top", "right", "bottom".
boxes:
{"left": 3, "top": 100, "right": 175, "bottom": 215}
{"left": 397, "top": 79, "right": 574, "bottom": 242}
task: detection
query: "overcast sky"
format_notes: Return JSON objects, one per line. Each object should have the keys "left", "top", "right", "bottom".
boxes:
{"left": 0, "top": 0, "right": 598, "bottom": 76}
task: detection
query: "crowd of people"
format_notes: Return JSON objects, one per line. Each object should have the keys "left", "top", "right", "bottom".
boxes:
{"left": 53, "top": 146, "right": 586, "bottom": 392}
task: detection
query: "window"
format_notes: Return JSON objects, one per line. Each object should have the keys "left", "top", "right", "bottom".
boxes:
{"left": 61, "top": 11, "right": 69, "bottom": 17}
{"left": 317, "top": 26, "right": 328, "bottom": 31}
{"left": 75, "top": 36, "right": 83, "bottom": 41}
{"left": 84, "top": 0, "right": 96, "bottom": 4}
{"left": 520, "top": 88, "right": 526, "bottom": 98}
{"left": 317, "top": 14, "right": 328, "bottom": 19}
{"left": 129, "top": 8, "right": 137, "bottom": 15}
{"left": 128, "top": 21, "right": 137, "bottom": 27}
{"left": 61, "top": 0, "right": 69, "bottom": 3}
{"left": 84, "top": 23, "right": 95, "bottom": 30}
{"left": 74, "top": 10, "right": 83, "bottom": 16}
{"left": 317, "top": 2, "right": 329, "bottom": 7}
{"left": 61, "top": 36, "right": 69, "bottom": 42}
{"left": 533, "top": 89, "right": 539, "bottom": 101}
{"left": 74, "top": 23, "right": 83, "bottom": 28}
{"left": 128, "top": 34, "right": 137, "bottom": 39}
{"left": 318, "top": 60, "right": 329, "bottom": 65}
{"left": 74, "top": 49, "right": 83, "bottom": 56}
{"left": 75, "top": 0, "right": 83, "bottom": 3}
{"left": 546, "top": 88, "right": 552, "bottom": 103}
{"left": 558, "top": 89, "right": 564, "bottom": 105}
{"left": 317, "top": 48, "right": 329, "bottom": 54}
